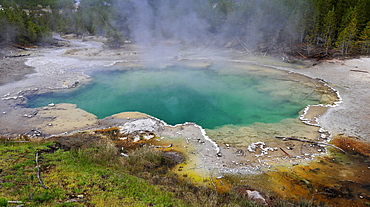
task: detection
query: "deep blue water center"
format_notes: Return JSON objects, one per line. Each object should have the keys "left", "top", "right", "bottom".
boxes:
{"left": 26, "top": 65, "right": 319, "bottom": 129}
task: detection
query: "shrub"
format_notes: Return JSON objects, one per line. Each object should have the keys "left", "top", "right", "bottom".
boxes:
{"left": 122, "top": 147, "right": 176, "bottom": 174}
{"left": 0, "top": 198, "right": 7, "bottom": 207}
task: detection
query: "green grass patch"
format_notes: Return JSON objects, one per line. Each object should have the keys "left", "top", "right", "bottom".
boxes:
{"left": 0, "top": 139, "right": 184, "bottom": 206}
{"left": 0, "top": 136, "right": 328, "bottom": 207}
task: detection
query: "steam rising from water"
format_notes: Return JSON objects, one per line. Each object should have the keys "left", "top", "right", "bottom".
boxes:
{"left": 127, "top": 0, "right": 210, "bottom": 45}
{"left": 111, "top": 0, "right": 309, "bottom": 62}
{"left": 113, "top": 0, "right": 211, "bottom": 63}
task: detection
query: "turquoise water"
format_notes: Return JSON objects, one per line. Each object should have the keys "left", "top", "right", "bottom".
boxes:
{"left": 26, "top": 64, "right": 320, "bottom": 129}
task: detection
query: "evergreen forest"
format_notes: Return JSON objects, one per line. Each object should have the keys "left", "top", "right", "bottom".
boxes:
{"left": 1, "top": 0, "right": 370, "bottom": 56}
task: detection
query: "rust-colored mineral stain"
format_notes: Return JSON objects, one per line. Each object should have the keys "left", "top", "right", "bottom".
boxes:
{"left": 331, "top": 135, "right": 370, "bottom": 157}
{"left": 208, "top": 136, "right": 370, "bottom": 206}
{"left": 88, "top": 127, "right": 370, "bottom": 206}
{"left": 260, "top": 143, "right": 370, "bottom": 206}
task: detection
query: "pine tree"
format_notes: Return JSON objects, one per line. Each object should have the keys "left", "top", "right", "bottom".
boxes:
{"left": 355, "top": 0, "right": 370, "bottom": 30}
{"left": 322, "top": 7, "right": 336, "bottom": 54}
{"left": 359, "top": 21, "right": 370, "bottom": 53}
{"left": 336, "top": 12, "right": 358, "bottom": 54}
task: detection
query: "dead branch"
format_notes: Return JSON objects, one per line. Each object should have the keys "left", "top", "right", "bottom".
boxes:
{"left": 235, "top": 37, "right": 251, "bottom": 54}
{"left": 301, "top": 89, "right": 316, "bottom": 102}
{"left": 12, "top": 44, "right": 28, "bottom": 50}
{"left": 312, "top": 192, "right": 334, "bottom": 196}
{"left": 340, "top": 180, "right": 358, "bottom": 183}
{"left": 296, "top": 51, "right": 307, "bottom": 59}
{"left": 151, "top": 144, "right": 173, "bottom": 148}
{"left": 279, "top": 147, "right": 291, "bottom": 157}
{"left": 4, "top": 54, "right": 30, "bottom": 58}
{"left": 7, "top": 201, "right": 23, "bottom": 204}
{"left": 350, "top": 69, "right": 369, "bottom": 73}
{"left": 270, "top": 77, "right": 297, "bottom": 82}
{"left": 35, "top": 152, "right": 48, "bottom": 189}
{"left": 275, "top": 136, "right": 347, "bottom": 154}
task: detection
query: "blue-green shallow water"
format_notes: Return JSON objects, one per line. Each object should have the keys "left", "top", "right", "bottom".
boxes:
{"left": 25, "top": 65, "right": 320, "bottom": 129}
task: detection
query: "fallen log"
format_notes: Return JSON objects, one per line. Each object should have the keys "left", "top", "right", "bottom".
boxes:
{"left": 5, "top": 54, "right": 30, "bottom": 58}
{"left": 275, "top": 136, "right": 347, "bottom": 154}
{"left": 350, "top": 69, "right": 369, "bottom": 73}
{"left": 296, "top": 51, "right": 307, "bottom": 59}
{"left": 7, "top": 201, "right": 23, "bottom": 204}
{"left": 12, "top": 43, "right": 29, "bottom": 50}
{"left": 35, "top": 152, "right": 48, "bottom": 189}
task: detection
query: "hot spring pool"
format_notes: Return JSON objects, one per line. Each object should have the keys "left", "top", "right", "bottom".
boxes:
{"left": 26, "top": 63, "right": 321, "bottom": 129}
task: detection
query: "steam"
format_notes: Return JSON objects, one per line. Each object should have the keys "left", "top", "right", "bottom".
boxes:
{"left": 110, "top": 0, "right": 211, "bottom": 64}
{"left": 119, "top": 0, "right": 210, "bottom": 45}
{"left": 110, "top": 0, "right": 309, "bottom": 61}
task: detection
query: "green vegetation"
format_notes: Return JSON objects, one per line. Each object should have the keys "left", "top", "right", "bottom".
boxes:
{"left": 0, "top": 135, "right": 329, "bottom": 206}
{"left": 204, "top": 0, "right": 370, "bottom": 56}
{"left": 0, "top": 139, "right": 183, "bottom": 206}
{"left": 0, "top": 197, "right": 7, "bottom": 207}
{"left": 307, "top": 0, "right": 370, "bottom": 55}
{"left": 0, "top": 2, "right": 51, "bottom": 45}
{"left": 0, "top": 136, "right": 250, "bottom": 206}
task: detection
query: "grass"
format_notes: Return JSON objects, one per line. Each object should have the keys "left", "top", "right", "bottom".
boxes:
{"left": 0, "top": 138, "right": 182, "bottom": 206}
{"left": 0, "top": 134, "right": 330, "bottom": 207}
{"left": 44, "top": 150, "right": 177, "bottom": 206}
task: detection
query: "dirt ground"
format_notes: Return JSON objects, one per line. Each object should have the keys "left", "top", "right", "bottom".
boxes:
{"left": 0, "top": 52, "right": 35, "bottom": 86}
{"left": 287, "top": 57, "right": 370, "bottom": 141}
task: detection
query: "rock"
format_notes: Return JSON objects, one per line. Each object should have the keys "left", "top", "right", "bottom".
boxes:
{"left": 119, "top": 118, "right": 160, "bottom": 134}
{"left": 246, "top": 190, "right": 268, "bottom": 206}
{"left": 121, "top": 153, "right": 129, "bottom": 157}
